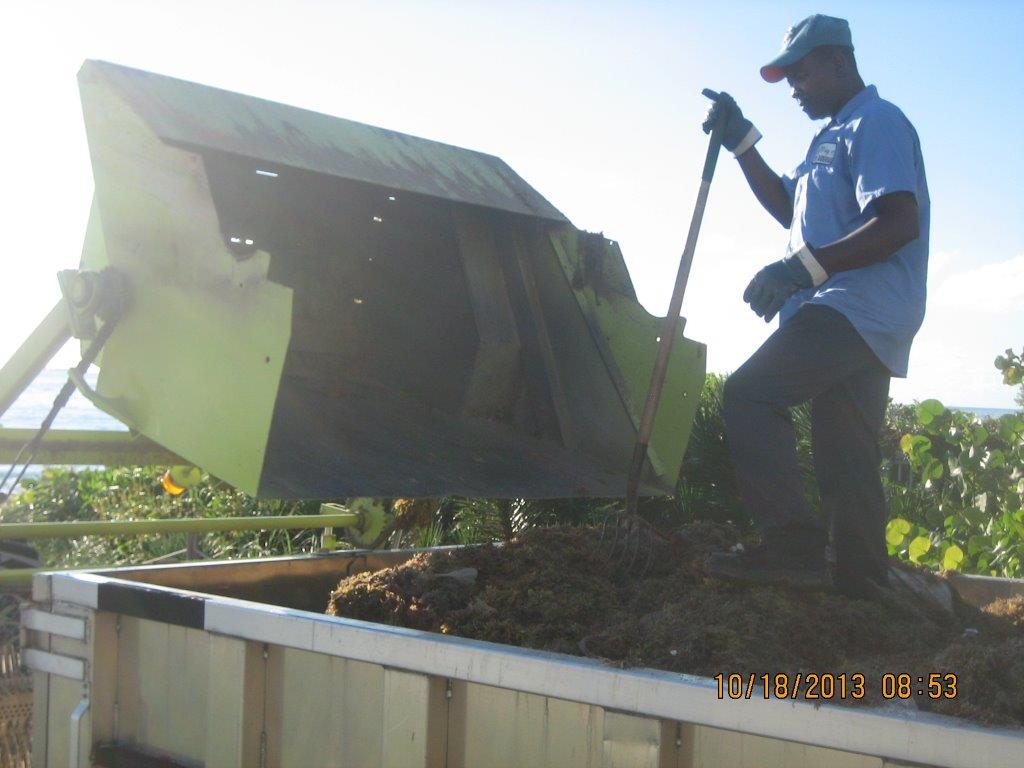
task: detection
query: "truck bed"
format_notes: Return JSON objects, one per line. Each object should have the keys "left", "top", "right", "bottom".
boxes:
{"left": 23, "top": 547, "right": 1024, "bottom": 768}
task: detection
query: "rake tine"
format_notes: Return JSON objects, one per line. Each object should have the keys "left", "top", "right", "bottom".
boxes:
{"left": 608, "top": 512, "right": 620, "bottom": 551}
{"left": 599, "top": 511, "right": 613, "bottom": 545}
{"left": 594, "top": 511, "right": 659, "bottom": 578}
{"left": 608, "top": 514, "right": 624, "bottom": 557}
{"left": 624, "top": 519, "right": 642, "bottom": 572}
{"left": 641, "top": 531, "right": 655, "bottom": 577}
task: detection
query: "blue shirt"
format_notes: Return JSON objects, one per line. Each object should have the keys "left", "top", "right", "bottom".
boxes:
{"left": 778, "top": 85, "right": 930, "bottom": 377}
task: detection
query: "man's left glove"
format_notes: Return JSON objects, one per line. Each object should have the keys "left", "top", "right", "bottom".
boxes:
{"left": 744, "top": 245, "right": 829, "bottom": 322}
{"left": 701, "top": 91, "right": 762, "bottom": 157}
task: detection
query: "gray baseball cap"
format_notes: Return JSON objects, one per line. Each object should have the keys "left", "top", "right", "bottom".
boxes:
{"left": 761, "top": 14, "right": 854, "bottom": 83}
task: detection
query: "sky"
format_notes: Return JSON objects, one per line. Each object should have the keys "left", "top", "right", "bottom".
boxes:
{"left": 1, "top": 0, "right": 1021, "bottom": 408}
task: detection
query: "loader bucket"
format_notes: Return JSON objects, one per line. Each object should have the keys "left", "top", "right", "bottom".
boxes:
{"left": 76, "top": 60, "right": 706, "bottom": 498}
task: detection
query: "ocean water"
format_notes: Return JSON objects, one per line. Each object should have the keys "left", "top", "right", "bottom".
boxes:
{"left": 2, "top": 368, "right": 126, "bottom": 432}
{"left": 953, "top": 406, "right": 1019, "bottom": 419}
{"left": 1, "top": 368, "right": 124, "bottom": 486}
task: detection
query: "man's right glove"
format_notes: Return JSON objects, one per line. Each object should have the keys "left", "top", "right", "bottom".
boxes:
{"left": 702, "top": 91, "right": 762, "bottom": 157}
{"left": 743, "top": 245, "right": 828, "bottom": 322}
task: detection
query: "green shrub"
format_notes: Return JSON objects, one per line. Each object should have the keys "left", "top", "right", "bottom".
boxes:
{"left": 675, "top": 373, "right": 744, "bottom": 523}
{"left": 888, "top": 399, "right": 1023, "bottom": 577}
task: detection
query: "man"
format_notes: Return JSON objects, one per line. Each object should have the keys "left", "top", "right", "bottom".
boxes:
{"left": 702, "top": 14, "right": 930, "bottom": 600}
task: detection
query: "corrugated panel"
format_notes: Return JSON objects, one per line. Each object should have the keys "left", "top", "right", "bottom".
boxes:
{"left": 602, "top": 711, "right": 661, "bottom": 768}
{"left": 270, "top": 648, "right": 384, "bottom": 768}
{"left": 448, "top": 680, "right": 606, "bottom": 767}
{"left": 115, "top": 618, "right": 209, "bottom": 763}
{"left": 43, "top": 631, "right": 92, "bottom": 767}
{"left": 205, "top": 636, "right": 266, "bottom": 768}
{"left": 267, "top": 647, "right": 445, "bottom": 768}
{"left": 43, "top": 670, "right": 80, "bottom": 768}
{"left": 79, "top": 60, "right": 568, "bottom": 222}
{"left": 382, "top": 669, "right": 447, "bottom": 768}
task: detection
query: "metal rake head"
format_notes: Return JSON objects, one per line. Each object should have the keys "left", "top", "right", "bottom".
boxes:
{"left": 597, "top": 511, "right": 662, "bottom": 577}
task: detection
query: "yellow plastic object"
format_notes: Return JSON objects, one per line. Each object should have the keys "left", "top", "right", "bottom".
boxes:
{"left": 161, "top": 466, "right": 202, "bottom": 496}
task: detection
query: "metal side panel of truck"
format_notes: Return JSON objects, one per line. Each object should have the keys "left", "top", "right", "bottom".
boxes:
{"left": 22, "top": 548, "right": 1024, "bottom": 768}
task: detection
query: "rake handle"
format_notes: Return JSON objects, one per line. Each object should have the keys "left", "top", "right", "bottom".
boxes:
{"left": 625, "top": 96, "right": 725, "bottom": 513}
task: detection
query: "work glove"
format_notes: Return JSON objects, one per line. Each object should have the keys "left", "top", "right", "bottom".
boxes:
{"left": 702, "top": 90, "right": 762, "bottom": 157}
{"left": 744, "top": 245, "right": 829, "bottom": 322}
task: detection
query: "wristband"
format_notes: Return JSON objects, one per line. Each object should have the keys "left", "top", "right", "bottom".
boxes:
{"left": 732, "top": 126, "right": 762, "bottom": 157}
{"left": 792, "top": 244, "right": 829, "bottom": 287}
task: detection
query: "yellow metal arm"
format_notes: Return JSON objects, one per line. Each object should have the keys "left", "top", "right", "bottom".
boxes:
{"left": 0, "top": 512, "right": 360, "bottom": 540}
{"left": 0, "top": 300, "right": 71, "bottom": 419}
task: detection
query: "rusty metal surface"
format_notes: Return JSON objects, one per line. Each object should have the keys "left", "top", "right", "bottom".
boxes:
{"left": 79, "top": 60, "right": 567, "bottom": 222}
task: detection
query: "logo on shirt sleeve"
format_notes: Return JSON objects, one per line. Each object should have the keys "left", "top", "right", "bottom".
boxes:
{"left": 812, "top": 142, "right": 837, "bottom": 165}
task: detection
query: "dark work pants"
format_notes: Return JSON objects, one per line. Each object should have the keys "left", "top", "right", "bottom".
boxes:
{"left": 723, "top": 304, "right": 891, "bottom": 584}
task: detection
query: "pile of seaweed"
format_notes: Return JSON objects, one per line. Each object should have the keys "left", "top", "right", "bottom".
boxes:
{"left": 326, "top": 523, "right": 1024, "bottom": 727}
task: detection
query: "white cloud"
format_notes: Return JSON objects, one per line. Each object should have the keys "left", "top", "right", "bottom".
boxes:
{"left": 930, "top": 254, "right": 1024, "bottom": 313}
{"left": 901, "top": 252, "right": 1024, "bottom": 408}
{"left": 927, "top": 249, "right": 958, "bottom": 283}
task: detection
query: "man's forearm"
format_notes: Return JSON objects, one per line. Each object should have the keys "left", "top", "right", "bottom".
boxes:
{"left": 744, "top": 193, "right": 919, "bottom": 320}
{"left": 736, "top": 147, "right": 793, "bottom": 228}
{"left": 812, "top": 192, "right": 919, "bottom": 275}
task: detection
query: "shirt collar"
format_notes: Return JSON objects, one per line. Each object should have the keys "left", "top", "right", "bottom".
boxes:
{"left": 833, "top": 85, "right": 878, "bottom": 124}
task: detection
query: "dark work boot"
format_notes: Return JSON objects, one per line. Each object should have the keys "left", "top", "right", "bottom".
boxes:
{"left": 705, "top": 542, "right": 832, "bottom": 590}
{"left": 833, "top": 554, "right": 892, "bottom": 603}
{"left": 833, "top": 572, "right": 889, "bottom": 602}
